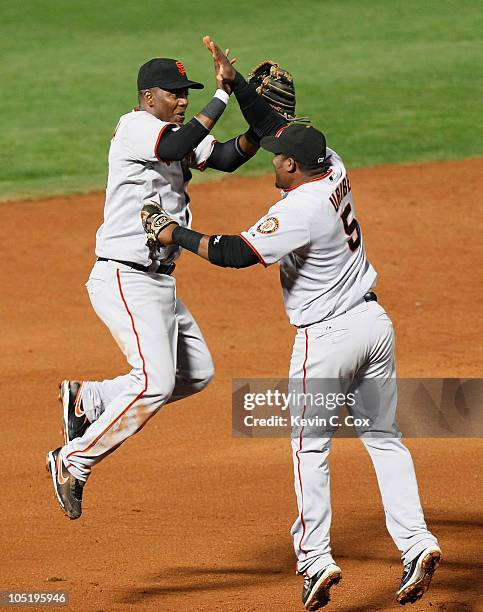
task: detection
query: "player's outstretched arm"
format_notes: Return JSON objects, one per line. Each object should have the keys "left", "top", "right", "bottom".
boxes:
{"left": 203, "top": 36, "right": 288, "bottom": 140}
{"left": 141, "top": 203, "right": 261, "bottom": 268}
{"left": 155, "top": 90, "right": 230, "bottom": 162}
{"left": 154, "top": 42, "right": 237, "bottom": 162}
{"left": 203, "top": 128, "right": 259, "bottom": 173}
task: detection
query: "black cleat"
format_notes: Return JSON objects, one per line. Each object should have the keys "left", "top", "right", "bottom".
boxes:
{"left": 59, "top": 380, "right": 89, "bottom": 443}
{"left": 396, "top": 545, "right": 442, "bottom": 605}
{"left": 302, "top": 564, "right": 342, "bottom": 610}
{"left": 47, "top": 448, "right": 85, "bottom": 520}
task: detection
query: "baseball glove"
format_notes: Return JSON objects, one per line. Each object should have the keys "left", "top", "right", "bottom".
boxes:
{"left": 141, "top": 201, "right": 178, "bottom": 248}
{"left": 248, "top": 60, "right": 299, "bottom": 121}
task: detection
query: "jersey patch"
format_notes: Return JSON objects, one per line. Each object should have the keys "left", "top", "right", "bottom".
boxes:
{"left": 256, "top": 217, "right": 279, "bottom": 234}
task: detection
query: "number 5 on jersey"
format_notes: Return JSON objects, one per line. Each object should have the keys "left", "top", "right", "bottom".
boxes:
{"left": 340, "top": 203, "right": 361, "bottom": 251}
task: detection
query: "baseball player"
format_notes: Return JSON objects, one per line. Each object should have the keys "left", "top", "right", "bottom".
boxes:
{"left": 140, "top": 121, "right": 442, "bottom": 609}
{"left": 47, "top": 38, "right": 294, "bottom": 520}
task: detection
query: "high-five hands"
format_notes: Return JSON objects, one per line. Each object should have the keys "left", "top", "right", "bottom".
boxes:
{"left": 203, "top": 35, "right": 236, "bottom": 93}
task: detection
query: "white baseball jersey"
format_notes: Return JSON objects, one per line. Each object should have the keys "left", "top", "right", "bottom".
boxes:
{"left": 96, "top": 110, "right": 216, "bottom": 266}
{"left": 240, "top": 148, "right": 377, "bottom": 326}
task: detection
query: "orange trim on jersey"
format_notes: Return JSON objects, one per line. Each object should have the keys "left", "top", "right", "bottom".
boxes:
{"left": 283, "top": 169, "right": 333, "bottom": 193}
{"left": 195, "top": 139, "right": 218, "bottom": 171}
{"left": 296, "top": 328, "right": 310, "bottom": 556}
{"left": 154, "top": 122, "right": 176, "bottom": 161}
{"left": 65, "top": 269, "right": 148, "bottom": 464}
{"left": 239, "top": 233, "right": 267, "bottom": 268}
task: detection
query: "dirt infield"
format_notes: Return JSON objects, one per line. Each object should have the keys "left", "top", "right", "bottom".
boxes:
{"left": 1, "top": 158, "right": 481, "bottom": 611}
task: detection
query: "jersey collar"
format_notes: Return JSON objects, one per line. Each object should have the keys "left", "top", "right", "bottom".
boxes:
{"left": 282, "top": 169, "right": 333, "bottom": 193}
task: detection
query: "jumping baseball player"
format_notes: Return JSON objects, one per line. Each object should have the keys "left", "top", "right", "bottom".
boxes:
{"left": 47, "top": 38, "right": 295, "bottom": 520}
{"left": 140, "top": 119, "right": 442, "bottom": 609}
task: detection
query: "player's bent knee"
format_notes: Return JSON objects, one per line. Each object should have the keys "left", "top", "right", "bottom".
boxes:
{"left": 197, "top": 351, "right": 215, "bottom": 384}
{"left": 182, "top": 366, "right": 215, "bottom": 394}
{"left": 199, "top": 365, "right": 215, "bottom": 389}
{"left": 145, "top": 373, "right": 177, "bottom": 407}
{"left": 195, "top": 371, "right": 214, "bottom": 394}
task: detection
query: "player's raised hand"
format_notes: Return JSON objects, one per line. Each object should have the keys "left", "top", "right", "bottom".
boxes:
{"left": 203, "top": 35, "right": 236, "bottom": 92}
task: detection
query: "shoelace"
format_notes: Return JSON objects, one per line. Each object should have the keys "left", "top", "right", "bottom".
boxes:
{"left": 401, "top": 563, "right": 412, "bottom": 581}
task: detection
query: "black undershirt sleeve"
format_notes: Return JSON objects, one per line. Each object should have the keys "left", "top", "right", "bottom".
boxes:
{"left": 171, "top": 227, "right": 260, "bottom": 268}
{"left": 155, "top": 118, "right": 208, "bottom": 161}
{"left": 171, "top": 226, "right": 203, "bottom": 254}
{"left": 205, "top": 137, "right": 250, "bottom": 172}
{"left": 208, "top": 234, "right": 260, "bottom": 268}
{"left": 231, "top": 71, "right": 287, "bottom": 139}
{"left": 156, "top": 96, "right": 228, "bottom": 161}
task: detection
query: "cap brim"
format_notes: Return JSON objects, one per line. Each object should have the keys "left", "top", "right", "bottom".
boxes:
{"left": 260, "top": 136, "right": 284, "bottom": 154}
{"left": 162, "top": 79, "right": 204, "bottom": 90}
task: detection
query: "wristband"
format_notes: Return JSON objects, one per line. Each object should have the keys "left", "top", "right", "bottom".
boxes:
{"left": 200, "top": 96, "right": 227, "bottom": 121}
{"left": 214, "top": 89, "right": 230, "bottom": 104}
{"left": 172, "top": 226, "right": 203, "bottom": 254}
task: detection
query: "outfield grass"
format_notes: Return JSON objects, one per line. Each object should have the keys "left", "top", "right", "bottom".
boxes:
{"left": 0, "top": 0, "right": 481, "bottom": 201}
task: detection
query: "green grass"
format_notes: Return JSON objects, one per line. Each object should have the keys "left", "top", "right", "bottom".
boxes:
{"left": 0, "top": 0, "right": 481, "bottom": 201}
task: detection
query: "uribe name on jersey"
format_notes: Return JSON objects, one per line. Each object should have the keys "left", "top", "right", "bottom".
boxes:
{"left": 328, "top": 174, "right": 351, "bottom": 211}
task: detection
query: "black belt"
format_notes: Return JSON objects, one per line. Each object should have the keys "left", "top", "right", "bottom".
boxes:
{"left": 296, "top": 292, "right": 378, "bottom": 328}
{"left": 97, "top": 257, "right": 175, "bottom": 275}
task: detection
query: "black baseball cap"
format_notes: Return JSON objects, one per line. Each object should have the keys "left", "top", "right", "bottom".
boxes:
{"left": 261, "top": 124, "right": 327, "bottom": 168}
{"left": 137, "top": 58, "right": 204, "bottom": 91}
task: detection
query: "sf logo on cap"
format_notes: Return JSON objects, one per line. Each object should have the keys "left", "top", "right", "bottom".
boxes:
{"left": 176, "top": 61, "right": 186, "bottom": 76}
